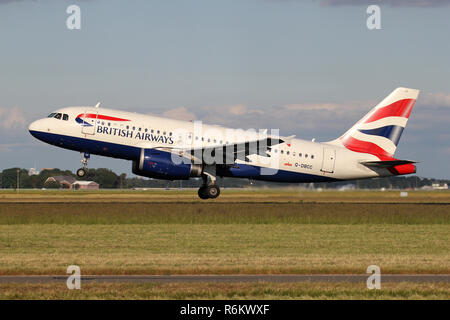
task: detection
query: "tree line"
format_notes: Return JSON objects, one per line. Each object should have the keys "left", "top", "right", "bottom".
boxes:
{"left": 0, "top": 168, "right": 125, "bottom": 189}
{"left": 0, "top": 167, "right": 448, "bottom": 190}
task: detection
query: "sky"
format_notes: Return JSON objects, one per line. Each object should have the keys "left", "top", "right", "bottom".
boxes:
{"left": 0, "top": 0, "right": 449, "bottom": 178}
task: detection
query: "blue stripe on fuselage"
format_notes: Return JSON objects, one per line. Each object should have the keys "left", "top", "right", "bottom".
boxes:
{"left": 29, "top": 130, "right": 338, "bottom": 183}
{"left": 217, "top": 164, "right": 337, "bottom": 183}
{"left": 29, "top": 130, "right": 140, "bottom": 160}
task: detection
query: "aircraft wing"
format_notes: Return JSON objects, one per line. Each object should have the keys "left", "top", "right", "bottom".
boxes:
{"left": 154, "top": 136, "right": 286, "bottom": 164}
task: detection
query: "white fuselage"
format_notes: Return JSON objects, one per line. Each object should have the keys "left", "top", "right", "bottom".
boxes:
{"left": 29, "top": 106, "right": 386, "bottom": 183}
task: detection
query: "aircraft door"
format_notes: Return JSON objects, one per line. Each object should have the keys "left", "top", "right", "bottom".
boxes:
{"left": 321, "top": 148, "right": 336, "bottom": 173}
{"left": 81, "top": 111, "right": 98, "bottom": 135}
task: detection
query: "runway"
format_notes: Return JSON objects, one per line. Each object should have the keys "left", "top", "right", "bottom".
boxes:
{"left": 0, "top": 274, "right": 449, "bottom": 284}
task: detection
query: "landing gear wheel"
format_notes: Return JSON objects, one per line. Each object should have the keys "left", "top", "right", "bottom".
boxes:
{"left": 206, "top": 185, "right": 220, "bottom": 199}
{"left": 76, "top": 168, "right": 86, "bottom": 178}
{"left": 77, "top": 152, "right": 90, "bottom": 178}
{"left": 198, "top": 187, "right": 209, "bottom": 200}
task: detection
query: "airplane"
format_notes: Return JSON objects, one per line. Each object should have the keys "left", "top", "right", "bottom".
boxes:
{"left": 29, "top": 87, "right": 419, "bottom": 199}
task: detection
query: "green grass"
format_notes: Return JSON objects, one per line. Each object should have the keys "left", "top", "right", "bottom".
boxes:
{"left": 0, "top": 190, "right": 448, "bottom": 299}
{"left": 0, "top": 202, "right": 449, "bottom": 224}
{"left": 1, "top": 189, "right": 449, "bottom": 203}
{"left": 0, "top": 282, "right": 448, "bottom": 300}
{"left": 0, "top": 224, "right": 448, "bottom": 275}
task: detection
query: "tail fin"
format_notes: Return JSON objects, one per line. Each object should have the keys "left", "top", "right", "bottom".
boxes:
{"left": 332, "top": 87, "right": 419, "bottom": 160}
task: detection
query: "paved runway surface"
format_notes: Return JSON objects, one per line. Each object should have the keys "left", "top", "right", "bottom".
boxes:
{"left": 0, "top": 274, "right": 449, "bottom": 284}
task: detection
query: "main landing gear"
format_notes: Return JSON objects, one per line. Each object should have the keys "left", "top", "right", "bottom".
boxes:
{"left": 76, "top": 152, "right": 90, "bottom": 178}
{"left": 198, "top": 184, "right": 220, "bottom": 199}
{"left": 198, "top": 169, "right": 220, "bottom": 200}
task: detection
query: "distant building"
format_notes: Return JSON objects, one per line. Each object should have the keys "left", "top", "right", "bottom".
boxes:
{"left": 72, "top": 181, "right": 99, "bottom": 190}
{"left": 28, "top": 168, "right": 39, "bottom": 176}
{"left": 45, "top": 176, "right": 76, "bottom": 189}
{"left": 337, "top": 184, "right": 356, "bottom": 191}
{"left": 421, "top": 183, "right": 449, "bottom": 190}
{"left": 432, "top": 183, "right": 448, "bottom": 190}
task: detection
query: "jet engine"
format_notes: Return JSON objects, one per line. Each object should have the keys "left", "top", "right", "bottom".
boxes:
{"left": 132, "top": 149, "right": 202, "bottom": 180}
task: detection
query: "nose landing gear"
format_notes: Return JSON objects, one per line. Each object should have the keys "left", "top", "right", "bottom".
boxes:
{"left": 76, "top": 152, "right": 90, "bottom": 178}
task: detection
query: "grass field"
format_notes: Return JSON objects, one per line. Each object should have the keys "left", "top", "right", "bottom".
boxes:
{"left": 0, "top": 189, "right": 448, "bottom": 299}
{"left": 0, "top": 224, "right": 448, "bottom": 275}
{"left": 1, "top": 188, "right": 450, "bottom": 203}
{"left": 1, "top": 282, "right": 448, "bottom": 300}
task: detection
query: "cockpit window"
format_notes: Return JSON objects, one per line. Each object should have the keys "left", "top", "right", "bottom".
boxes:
{"left": 47, "top": 112, "right": 69, "bottom": 120}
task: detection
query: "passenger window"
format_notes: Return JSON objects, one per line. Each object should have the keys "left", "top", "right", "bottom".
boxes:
{"left": 63, "top": 114, "right": 69, "bottom": 121}
{"left": 138, "top": 127, "right": 141, "bottom": 131}
{"left": 286, "top": 151, "right": 290, "bottom": 155}
{"left": 132, "top": 127, "right": 136, "bottom": 130}
{"left": 281, "top": 150, "right": 284, "bottom": 154}
{"left": 311, "top": 155, "right": 314, "bottom": 159}
{"left": 305, "top": 154, "right": 308, "bottom": 158}
{"left": 145, "top": 128, "right": 148, "bottom": 133}
{"left": 299, "top": 153, "right": 302, "bottom": 157}
{"left": 126, "top": 126, "right": 129, "bottom": 129}
{"left": 157, "top": 130, "right": 160, "bottom": 134}
{"left": 169, "top": 132, "right": 172, "bottom": 136}
{"left": 151, "top": 129, "right": 154, "bottom": 133}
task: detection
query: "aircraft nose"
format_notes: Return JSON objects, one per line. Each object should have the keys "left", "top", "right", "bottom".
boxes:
{"left": 28, "top": 119, "right": 44, "bottom": 138}
{"left": 28, "top": 120, "right": 38, "bottom": 132}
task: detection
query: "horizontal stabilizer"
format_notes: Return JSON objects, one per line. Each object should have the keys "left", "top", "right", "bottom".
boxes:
{"left": 360, "top": 160, "right": 417, "bottom": 168}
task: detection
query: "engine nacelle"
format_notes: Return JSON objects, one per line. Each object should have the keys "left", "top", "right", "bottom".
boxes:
{"left": 132, "top": 149, "right": 202, "bottom": 180}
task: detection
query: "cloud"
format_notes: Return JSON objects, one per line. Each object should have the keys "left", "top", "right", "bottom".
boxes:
{"left": 161, "top": 106, "right": 196, "bottom": 121}
{"left": 227, "top": 104, "right": 264, "bottom": 116}
{"left": 0, "top": 0, "right": 92, "bottom": 4}
{"left": 319, "top": 0, "right": 450, "bottom": 7}
{"left": 0, "top": 142, "right": 36, "bottom": 152}
{"left": 0, "top": 107, "right": 27, "bottom": 131}
{"left": 191, "top": 100, "right": 370, "bottom": 141}
{"left": 0, "top": 0, "right": 36, "bottom": 4}
{"left": 419, "top": 92, "right": 450, "bottom": 107}
{"left": 284, "top": 103, "right": 341, "bottom": 111}
{"left": 228, "top": 104, "right": 249, "bottom": 116}
{"left": 148, "top": 91, "right": 450, "bottom": 143}
{"left": 440, "top": 146, "right": 450, "bottom": 155}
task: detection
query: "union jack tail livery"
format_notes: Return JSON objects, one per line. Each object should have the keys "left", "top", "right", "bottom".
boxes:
{"left": 334, "top": 87, "right": 419, "bottom": 160}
